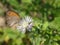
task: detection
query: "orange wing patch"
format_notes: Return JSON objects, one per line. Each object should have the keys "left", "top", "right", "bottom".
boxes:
{"left": 6, "top": 10, "right": 20, "bottom": 18}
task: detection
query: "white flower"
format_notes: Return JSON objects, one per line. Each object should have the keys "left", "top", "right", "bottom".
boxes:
{"left": 17, "top": 16, "right": 33, "bottom": 33}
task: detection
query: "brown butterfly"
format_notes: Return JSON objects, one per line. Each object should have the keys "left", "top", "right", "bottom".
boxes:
{"left": 5, "top": 10, "right": 20, "bottom": 29}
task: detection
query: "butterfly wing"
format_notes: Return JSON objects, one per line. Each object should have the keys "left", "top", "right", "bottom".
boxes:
{"left": 6, "top": 10, "right": 20, "bottom": 29}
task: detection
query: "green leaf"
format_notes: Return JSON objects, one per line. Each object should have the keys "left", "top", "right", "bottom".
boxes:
{"left": 7, "top": 0, "right": 20, "bottom": 9}
{"left": 22, "top": 0, "right": 32, "bottom": 3}
{"left": 42, "top": 22, "right": 49, "bottom": 30}
{"left": 49, "top": 17, "right": 60, "bottom": 30}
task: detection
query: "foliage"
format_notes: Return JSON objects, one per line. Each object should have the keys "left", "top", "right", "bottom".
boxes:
{"left": 0, "top": 0, "right": 60, "bottom": 45}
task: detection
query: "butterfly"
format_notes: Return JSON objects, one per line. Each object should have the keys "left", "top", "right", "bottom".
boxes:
{"left": 5, "top": 10, "right": 20, "bottom": 29}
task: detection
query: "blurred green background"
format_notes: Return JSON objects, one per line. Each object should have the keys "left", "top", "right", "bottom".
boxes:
{"left": 0, "top": 0, "right": 60, "bottom": 45}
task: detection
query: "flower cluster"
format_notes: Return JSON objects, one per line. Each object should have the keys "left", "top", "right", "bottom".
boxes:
{"left": 17, "top": 16, "right": 33, "bottom": 33}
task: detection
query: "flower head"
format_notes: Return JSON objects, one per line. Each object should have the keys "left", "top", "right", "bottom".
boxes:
{"left": 17, "top": 16, "right": 33, "bottom": 33}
